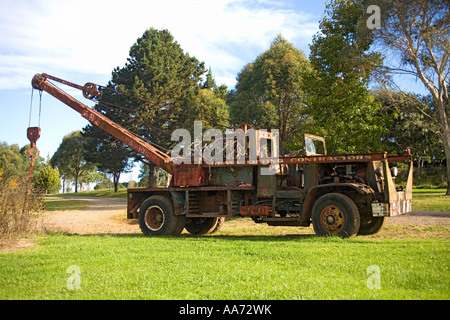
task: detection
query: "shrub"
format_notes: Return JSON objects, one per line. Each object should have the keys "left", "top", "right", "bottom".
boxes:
{"left": 0, "top": 168, "right": 42, "bottom": 244}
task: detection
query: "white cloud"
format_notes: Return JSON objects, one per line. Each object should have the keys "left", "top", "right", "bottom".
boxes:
{"left": 0, "top": 0, "right": 319, "bottom": 89}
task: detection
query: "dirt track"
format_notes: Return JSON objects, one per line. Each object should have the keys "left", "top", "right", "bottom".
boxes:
{"left": 39, "top": 196, "right": 450, "bottom": 235}
{"left": 38, "top": 197, "right": 139, "bottom": 235}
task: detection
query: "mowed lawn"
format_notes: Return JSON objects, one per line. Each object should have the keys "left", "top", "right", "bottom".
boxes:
{"left": 412, "top": 189, "right": 450, "bottom": 211}
{"left": 0, "top": 188, "right": 448, "bottom": 300}
{"left": 0, "top": 232, "right": 448, "bottom": 300}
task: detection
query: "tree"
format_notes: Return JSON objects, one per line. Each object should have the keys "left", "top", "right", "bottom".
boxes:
{"left": 372, "top": 0, "right": 450, "bottom": 194}
{"left": 0, "top": 142, "right": 29, "bottom": 179}
{"left": 202, "top": 68, "right": 229, "bottom": 102}
{"left": 230, "top": 35, "right": 310, "bottom": 155}
{"left": 186, "top": 89, "right": 229, "bottom": 129}
{"left": 34, "top": 158, "right": 60, "bottom": 194}
{"left": 375, "top": 89, "right": 443, "bottom": 162}
{"left": 303, "top": 0, "right": 387, "bottom": 154}
{"left": 83, "top": 125, "right": 133, "bottom": 192}
{"left": 93, "top": 172, "right": 113, "bottom": 190}
{"left": 102, "top": 28, "right": 206, "bottom": 187}
{"left": 51, "top": 131, "right": 96, "bottom": 193}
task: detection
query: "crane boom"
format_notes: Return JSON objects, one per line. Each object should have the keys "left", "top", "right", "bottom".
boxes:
{"left": 31, "top": 73, "right": 174, "bottom": 174}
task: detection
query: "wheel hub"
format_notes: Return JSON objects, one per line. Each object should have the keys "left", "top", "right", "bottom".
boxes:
{"left": 320, "top": 205, "right": 345, "bottom": 234}
{"left": 145, "top": 205, "right": 165, "bottom": 231}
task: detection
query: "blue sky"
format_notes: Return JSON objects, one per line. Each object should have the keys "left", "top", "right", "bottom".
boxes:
{"left": 0, "top": 0, "right": 428, "bottom": 182}
{"left": 0, "top": 0, "right": 325, "bottom": 181}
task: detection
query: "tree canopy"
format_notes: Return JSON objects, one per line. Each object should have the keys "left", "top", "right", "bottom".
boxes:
{"left": 302, "top": 0, "right": 387, "bottom": 154}
{"left": 50, "top": 131, "right": 96, "bottom": 193}
{"left": 230, "top": 35, "right": 310, "bottom": 155}
{"left": 42, "top": 7, "right": 449, "bottom": 192}
{"left": 34, "top": 158, "right": 60, "bottom": 194}
{"left": 371, "top": 0, "right": 450, "bottom": 194}
{"left": 90, "top": 28, "right": 211, "bottom": 186}
{"left": 110, "top": 28, "right": 206, "bottom": 152}
{"left": 83, "top": 125, "right": 133, "bottom": 192}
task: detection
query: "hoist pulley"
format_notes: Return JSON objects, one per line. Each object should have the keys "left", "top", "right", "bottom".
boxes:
{"left": 27, "top": 126, "right": 40, "bottom": 160}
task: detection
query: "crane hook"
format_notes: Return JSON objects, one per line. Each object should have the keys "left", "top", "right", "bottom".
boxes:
{"left": 27, "top": 127, "right": 41, "bottom": 180}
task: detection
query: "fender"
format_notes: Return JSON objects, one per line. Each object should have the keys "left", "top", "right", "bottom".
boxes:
{"left": 301, "top": 183, "right": 375, "bottom": 222}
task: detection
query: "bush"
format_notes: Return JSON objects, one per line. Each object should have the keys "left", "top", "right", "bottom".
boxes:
{"left": 0, "top": 168, "right": 42, "bottom": 244}
{"left": 396, "top": 164, "right": 447, "bottom": 189}
{"left": 34, "top": 160, "right": 60, "bottom": 194}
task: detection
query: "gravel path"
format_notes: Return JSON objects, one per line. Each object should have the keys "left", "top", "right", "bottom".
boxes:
{"left": 387, "top": 210, "right": 450, "bottom": 226}
{"left": 39, "top": 197, "right": 139, "bottom": 235}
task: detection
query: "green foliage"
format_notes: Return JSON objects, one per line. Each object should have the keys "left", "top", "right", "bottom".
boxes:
{"left": 374, "top": 89, "right": 444, "bottom": 160}
{"left": 50, "top": 131, "right": 96, "bottom": 193}
{"left": 34, "top": 159, "right": 60, "bottom": 194}
{"left": 93, "top": 28, "right": 212, "bottom": 187}
{"left": 0, "top": 142, "right": 29, "bottom": 179}
{"left": 303, "top": 0, "right": 387, "bottom": 154}
{"left": 108, "top": 28, "right": 206, "bottom": 154}
{"left": 0, "top": 167, "right": 42, "bottom": 243}
{"left": 188, "top": 88, "right": 229, "bottom": 129}
{"left": 83, "top": 125, "right": 133, "bottom": 192}
{"left": 371, "top": 0, "right": 450, "bottom": 195}
{"left": 230, "top": 35, "right": 310, "bottom": 154}
{"left": 310, "top": 0, "right": 382, "bottom": 81}
{"left": 0, "top": 142, "right": 47, "bottom": 192}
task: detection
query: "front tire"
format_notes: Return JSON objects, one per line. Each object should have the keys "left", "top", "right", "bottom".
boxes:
{"left": 358, "top": 215, "right": 386, "bottom": 235}
{"left": 312, "top": 193, "right": 360, "bottom": 238}
{"left": 139, "top": 195, "right": 185, "bottom": 236}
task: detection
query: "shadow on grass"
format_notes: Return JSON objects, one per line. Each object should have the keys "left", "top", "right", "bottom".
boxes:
{"left": 51, "top": 231, "right": 355, "bottom": 243}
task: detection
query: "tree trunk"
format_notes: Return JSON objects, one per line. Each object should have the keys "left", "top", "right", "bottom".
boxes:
{"left": 113, "top": 172, "right": 120, "bottom": 192}
{"left": 147, "top": 163, "right": 158, "bottom": 187}
{"left": 444, "top": 133, "right": 450, "bottom": 196}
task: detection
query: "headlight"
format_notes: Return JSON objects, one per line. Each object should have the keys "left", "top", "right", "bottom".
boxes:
{"left": 391, "top": 167, "right": 398, "bottom": 177}
{"left": 375, "top": 167, "right": 383, "bottom": 178}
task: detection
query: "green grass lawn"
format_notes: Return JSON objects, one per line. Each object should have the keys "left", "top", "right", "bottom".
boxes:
{"left": 1, "top": 188, "right": 447, "bottom": 300}
{"left": 51, "top": 189, "right": 128, "bottom": 199}
{"left": 43, "top": 197, "right": 91, "bottom": 211}
{"left": 43, "top": 190, "right": 127, "bottom": 211}
{"left": 412, "top": 189, "right": 450, "bottom": 212}
{"left": 0, "top": 233, "right": 448, "bottom": 300}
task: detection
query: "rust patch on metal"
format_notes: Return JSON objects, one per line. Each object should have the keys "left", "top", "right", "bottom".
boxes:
{"left": 240, "top": 205, "right": 270, "bottom": 217}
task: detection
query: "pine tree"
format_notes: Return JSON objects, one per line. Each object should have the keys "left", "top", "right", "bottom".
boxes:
{"left": 94, "top": 28, "right": 206, "bottom": 186}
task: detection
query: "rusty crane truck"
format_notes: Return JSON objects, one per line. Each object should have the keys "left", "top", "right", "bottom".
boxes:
{"left": 29, "top": 73, "right": 413, "bottom": 237}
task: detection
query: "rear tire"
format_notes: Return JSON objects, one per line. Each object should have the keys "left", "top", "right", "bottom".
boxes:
{"left": 312, "top": 193, "right": 360, "bottom": 238}
{"left": 139, "top": 195, "right": 185, "bottom": 236}
{"left": 185, "top": 217, "right": 224, "bottom": 235}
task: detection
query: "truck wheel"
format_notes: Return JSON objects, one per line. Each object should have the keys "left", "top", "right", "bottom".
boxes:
{"left": 185, "top": 217, "right": 223, "bottom": 235}
{"left": 312, "top": 193, "right": 360, "bottom": 238}
{"left": 211, "top": 217, "right": 225, "bottom": 234}
{"left": 358, "top": 215, "right": 386, "bottom": 235}
{"left": 139, "top": 195, "right": 185, "bottom": 236}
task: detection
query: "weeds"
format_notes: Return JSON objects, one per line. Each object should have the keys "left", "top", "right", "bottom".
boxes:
{"left": 0, "top": 168, "right": 42, "bottom": 246}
